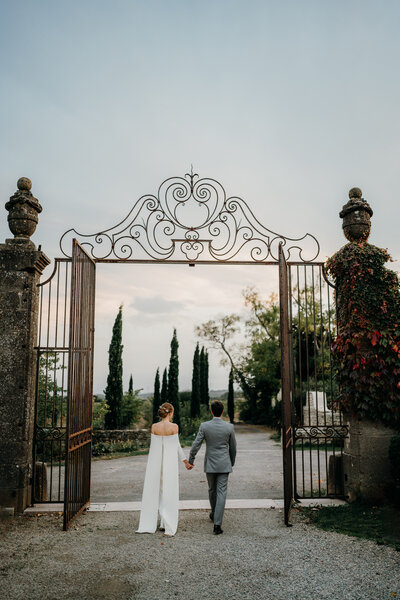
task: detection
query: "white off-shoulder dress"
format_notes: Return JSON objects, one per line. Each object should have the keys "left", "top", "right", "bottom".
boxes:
{"left": 136, "top": 433, "right": 186, "bottom": 536}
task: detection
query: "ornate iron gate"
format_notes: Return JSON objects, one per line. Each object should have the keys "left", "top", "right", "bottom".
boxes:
{"left": 63, "top": 240, "right": 96, "bottom": 529}
{"left": 32, "top": 170, "right": 346, "bottom": 528}
{"left": 279, "top": 253, "right": 348, "bottom": 524}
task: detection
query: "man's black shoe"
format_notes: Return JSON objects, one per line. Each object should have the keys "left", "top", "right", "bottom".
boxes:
{"left": 209, "top": 512, "right": 214, "bottom": 522}
{"left": 213, "top": 525, "right": 223, "bottom": 535}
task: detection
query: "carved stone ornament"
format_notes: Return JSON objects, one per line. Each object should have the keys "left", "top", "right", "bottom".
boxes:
{"left": 339, "top": 187, "right": 373, "bottom": 243}
{"left": 5, "top": 177, "right": 43, "bottom": 239}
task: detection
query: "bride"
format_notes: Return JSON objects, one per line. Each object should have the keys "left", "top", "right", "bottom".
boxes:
{"left": 136, "top": 402, "right": 192, "bottom": 536}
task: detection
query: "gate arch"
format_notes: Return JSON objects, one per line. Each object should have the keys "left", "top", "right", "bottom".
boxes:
{"left": 33, "top": 171, "right": 347, "bottom": 529}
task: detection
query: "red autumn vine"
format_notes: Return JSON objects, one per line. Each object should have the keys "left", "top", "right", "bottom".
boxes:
{"left": 326, "top": 242, "right": 400, "bottom": 428}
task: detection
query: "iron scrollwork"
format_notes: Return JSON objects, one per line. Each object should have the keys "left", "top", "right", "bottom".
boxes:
{"left": 295, "top": 425, "right": 349, "bottom": 440}
{"left": 60, "top": 171, "right": 320, "bottom": 263}
{"left": 36, "top": 426, "right": 67, "bottom": 441}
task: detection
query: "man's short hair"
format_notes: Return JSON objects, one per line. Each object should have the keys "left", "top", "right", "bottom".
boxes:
{"left": 211, "top": 400, "right": 224, "bottom": 417}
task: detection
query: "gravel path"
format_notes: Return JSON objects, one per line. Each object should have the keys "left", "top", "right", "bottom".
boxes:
{"left": 1, "top": 509, "right": 399, "bottom": 600}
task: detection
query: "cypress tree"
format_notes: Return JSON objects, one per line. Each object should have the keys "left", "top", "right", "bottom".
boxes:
{"left": 206, "top": 351, "right": 210, "bottom": 405}
{"left": 199, "top": 347, "right": 206, "bottom": 405}
{"left": 153, "top": 368, "right": 160, "bottom": 423}
{"left": 167, "top": 329, "right": 180, "bottom": 428}
{"left": 161, "top": 368, "right": 168, "bottom": 404}
{"left": 228, "top": 368, "right": 235, "bottom": 424}
{"left": 191, "top": 343, "right": 201, "bottom": 418}
{"left": 202, "top": 348, "right": 210, "bottom": 406}
{"left": 205, "top": 351, "right": 209, "bottom": 400}
{"left": 104, "top": 305, "right": 124, "bottom": 429}
{"left": 128, "top": 374, "right": 133, "bottom": 395}
{"left": 120, "top": 372, "right": 138, "bottom": 429}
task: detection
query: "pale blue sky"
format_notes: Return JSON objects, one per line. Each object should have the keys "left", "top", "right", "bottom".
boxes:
{"left": 1, "top": 1, "right": 399, "bottom": 392}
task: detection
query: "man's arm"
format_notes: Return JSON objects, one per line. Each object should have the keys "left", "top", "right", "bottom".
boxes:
{"left": 229, "top": 427, "right": 237, "bottom": 467}
{"left": 188, "top": 424, "right": 205, "bottom": 465}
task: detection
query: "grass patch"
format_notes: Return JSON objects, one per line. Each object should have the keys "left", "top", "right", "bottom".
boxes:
{"left": 300, "top": 502, "right": 400, "bottom": 550}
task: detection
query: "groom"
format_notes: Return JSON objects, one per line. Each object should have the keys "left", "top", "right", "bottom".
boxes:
{"left": 188, "top": 400, "right": 237, "bottom": 535}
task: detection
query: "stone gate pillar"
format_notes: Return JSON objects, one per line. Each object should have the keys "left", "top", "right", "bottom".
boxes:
{"left": 0, "top": 178, "right": 50, "bottom": 514}
{"left": 327, "top": 188, "right": 399, "bottom": 503}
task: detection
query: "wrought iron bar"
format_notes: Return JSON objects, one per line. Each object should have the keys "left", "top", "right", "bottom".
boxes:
{"left": 279, "top": 243, "right": 294, "bottom": 526}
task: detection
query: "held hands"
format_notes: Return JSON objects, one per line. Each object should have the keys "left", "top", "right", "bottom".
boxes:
{"left": 184, "top": 459, "right": 194, "bottom": 470}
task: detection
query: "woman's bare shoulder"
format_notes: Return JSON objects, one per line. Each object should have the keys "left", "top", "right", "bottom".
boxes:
{"left": 151, "top": 422, "right": 178, "bottom": 436}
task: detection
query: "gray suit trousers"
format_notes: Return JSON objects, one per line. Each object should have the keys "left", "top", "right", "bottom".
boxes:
{"left": 206, "top": 472, "right": 229, "bottom": 526}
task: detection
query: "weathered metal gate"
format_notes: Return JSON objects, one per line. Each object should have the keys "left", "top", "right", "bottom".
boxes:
{"left": 33, "top": 170, "right": 346, "bottom": 528}
{"left": 33, "top": 241, "right": 95, "bottom": 529}
{"left": 279, "top": 248, "right": 348, "bottom": 525}
{"left": 63, "top": 240, "right": 96, "bottom": 529}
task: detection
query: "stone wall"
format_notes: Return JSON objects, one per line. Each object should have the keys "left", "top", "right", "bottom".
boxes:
{"left": 92, "top": 429, "right": 150, "bottom": 448}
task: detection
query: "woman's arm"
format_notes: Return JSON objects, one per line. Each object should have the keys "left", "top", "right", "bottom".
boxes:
{"left": 177, "top": 436, "right": 186, "bottom": 461}
{"left": 177, "top": 433, "right": 193, "bottom": 469}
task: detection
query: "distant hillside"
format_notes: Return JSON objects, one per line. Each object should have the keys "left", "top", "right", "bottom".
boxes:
{"left": 95, "top": 389, "right": 242, "bottom": 400}
{"left": 137, "top": 389, "right": 229, "bottom": 399}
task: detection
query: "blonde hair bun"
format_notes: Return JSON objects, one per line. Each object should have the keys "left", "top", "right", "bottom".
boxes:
{"left": 158, "top": 402, "right": 174, "bottom": 419}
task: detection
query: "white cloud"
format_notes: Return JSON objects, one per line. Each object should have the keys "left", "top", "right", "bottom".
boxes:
{"left": 131, "top": 295, "right": 186, "bottom": 315}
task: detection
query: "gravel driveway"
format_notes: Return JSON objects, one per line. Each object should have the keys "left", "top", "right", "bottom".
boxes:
{"left": 90, "top": 425, "right": 332, "bottom": 502}
{"left": 1, "top": 509, "right": 399, "bottom": 600}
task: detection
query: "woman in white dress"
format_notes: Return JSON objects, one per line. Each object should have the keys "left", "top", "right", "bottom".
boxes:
{"left": 136, "top": 402, "right": 192, "bottom": 536}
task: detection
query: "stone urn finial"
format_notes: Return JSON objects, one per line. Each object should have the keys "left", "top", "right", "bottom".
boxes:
{"left": 5, "top": 178, "right": 43, "bottom": 240}
{"left": 339, "top": 187, "right": 373, "bottom": 243}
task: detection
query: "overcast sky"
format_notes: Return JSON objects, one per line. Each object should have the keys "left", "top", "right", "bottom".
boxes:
{"left": 1, "top": 1, "right": 399, "bottom": 393}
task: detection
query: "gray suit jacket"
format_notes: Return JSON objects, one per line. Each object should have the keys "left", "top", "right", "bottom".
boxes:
{"left": 189, "top": 418, "right": 237, "bottom": 473}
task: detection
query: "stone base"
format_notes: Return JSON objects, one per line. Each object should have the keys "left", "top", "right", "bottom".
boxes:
{"left": 34, "top": 462, "right": 48, "bottom": 502}
{"left": 0, "top": 483, "right": 31, "bottom": 514}
{"left": 327, "top": 455, "right": 344, "bottom": 496}
{"left": 343, "top": 415, "right": 396, "bottom": 504}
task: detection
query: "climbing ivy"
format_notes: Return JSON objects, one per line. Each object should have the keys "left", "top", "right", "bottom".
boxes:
{"left": 326, "top": 242, "right": 400, "bottom": 429}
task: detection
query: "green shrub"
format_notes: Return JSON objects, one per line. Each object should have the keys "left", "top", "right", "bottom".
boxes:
{"left": 267, "top": 400, "right": 282, "bottom": 430}
{"left": 92, "top": 439, "right": 149, "bottom": 457}
{"left": 93, "top": 397, "right": 108, "bottom": 430}
{"left": 179, "top": 401, "right": 209, "bottom": 444}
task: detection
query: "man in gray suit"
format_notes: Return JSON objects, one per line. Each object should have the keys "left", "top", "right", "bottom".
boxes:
{"left": 188, "top": 400, "right": 237, "bottom": 535}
